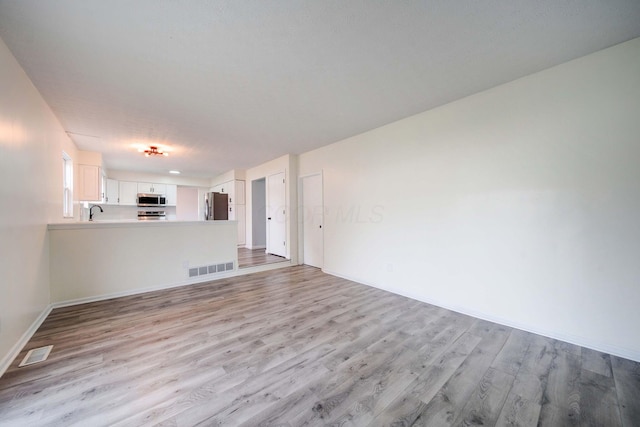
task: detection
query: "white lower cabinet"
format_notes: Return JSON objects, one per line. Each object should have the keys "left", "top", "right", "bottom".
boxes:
{"left": 235, "top": 204, "right": 246, "bottom": 246}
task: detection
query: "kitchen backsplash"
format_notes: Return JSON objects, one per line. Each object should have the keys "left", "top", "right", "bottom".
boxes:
{"left": 77, "top": 204, "right": 177, "bottom": 221}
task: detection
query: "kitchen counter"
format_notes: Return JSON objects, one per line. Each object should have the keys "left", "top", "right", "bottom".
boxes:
{"left": 48, "top": 219, "right": 238, "bottom": 303}
{"left": 48, "top": 219, "right": 233, "bottom": 230}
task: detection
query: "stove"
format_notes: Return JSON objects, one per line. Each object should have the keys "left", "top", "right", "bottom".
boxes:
{"left": 138, "top": 210, "right": 166, "bottom": 220}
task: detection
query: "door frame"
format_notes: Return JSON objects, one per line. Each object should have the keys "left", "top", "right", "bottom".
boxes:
{"left": 298, "top": 171, "right": 324, "bottom": 268}
{"left": 266, "top": 171, "right": 287, "bottom": 258}
{"left": 249, "top": 177, "right": 267, "bottom": 250}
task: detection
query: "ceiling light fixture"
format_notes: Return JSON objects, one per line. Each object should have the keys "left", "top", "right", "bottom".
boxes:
{"left": 140, "top": 146, "right": 168, "bottom": 157}
{"left": 169, "top": 170, "right": 180, "bottom": 174}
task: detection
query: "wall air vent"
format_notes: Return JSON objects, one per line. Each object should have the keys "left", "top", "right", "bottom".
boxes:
{"left": 19, "top": 345, "right": 53, "bottom": 367}
{"left": 188, "top": 261, "right": 234, "bottom": 278}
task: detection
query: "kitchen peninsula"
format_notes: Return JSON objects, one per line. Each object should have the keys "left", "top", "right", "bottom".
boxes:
{"left": 48, "top": 220, "right": 237, "bottom": 304}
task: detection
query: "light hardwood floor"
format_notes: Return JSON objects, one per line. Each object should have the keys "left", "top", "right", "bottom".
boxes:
{"left": 0, "top": 266, "right": 638, "bottom": 426}
{"left": 238, "top": 247, "right": 287, "bottom": 268}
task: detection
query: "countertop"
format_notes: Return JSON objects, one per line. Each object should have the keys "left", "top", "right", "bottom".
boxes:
{"left": 48, "top": 219, "right": 235, "bottom": 230}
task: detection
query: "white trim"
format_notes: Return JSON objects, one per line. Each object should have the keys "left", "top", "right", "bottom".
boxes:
{"left": 247, "top": 245, "right": 266, "bottom": 250}
{"left": 322, "top": 268, "right": 640, "bottom": 363}
{"left": 52, "top": 260, "right": 294, "bottom": 309}
{"left": 266, "top": 170, "right": 288, "bottom": 258}
{"left": 297, "top": 171, "right": 323, "bottom": 180}
{"left": 298, "top": 172, "right": 324, "bottom": 269}
{"left": 0, "top": 305, "right": 53, "bottom": 378}
{"left": 62, "top": 151, "right": 73, "bottom": 218}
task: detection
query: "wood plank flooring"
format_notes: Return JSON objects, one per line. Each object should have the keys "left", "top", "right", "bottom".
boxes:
{"left": 238, "top": 247, "right": 288, "bottom": 268}
{"left": 1, "top": 266, "right": 639, "bottom": 426}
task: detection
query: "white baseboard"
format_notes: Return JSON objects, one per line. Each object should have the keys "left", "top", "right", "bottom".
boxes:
{"left": 0, "top": 305, "right": 53, "bottom": 378}
{"left": 53, "top": 261, "right": 294, "bottom": 308}
{"left": 247, "top": 245, "right": 266, "bottom": 250}
{"left": 322, "top": 268, "right": 640, "bottom": 363}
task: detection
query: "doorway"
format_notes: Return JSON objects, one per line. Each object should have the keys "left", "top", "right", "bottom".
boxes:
{"left": 301, "top": 173, "right": 323, "bottom": 268}
{"left": 251, "top": 178, "right": 266, "bottom": 249}
{"left": 267, "top": 171, "right": 287, "bottom": 258}
{"left": 238, "top": 176, "right": 287, "bottom": 268}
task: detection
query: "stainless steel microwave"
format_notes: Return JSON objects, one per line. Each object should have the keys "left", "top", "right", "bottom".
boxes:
{"left": 136, "top": 193, "right": 166, "bottom": 207}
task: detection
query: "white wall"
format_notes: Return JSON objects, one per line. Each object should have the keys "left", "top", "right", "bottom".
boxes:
{"left": 299, "top": 38, "right": 640, "bottom": 361}
{"left": 0, "top": 36, "right": 78, "bottom": 372}
{"left": 176, "top": 186, "right": 200, "bottom": 221}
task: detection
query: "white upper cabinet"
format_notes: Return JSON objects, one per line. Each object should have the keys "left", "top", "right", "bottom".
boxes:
{"left": 78, "top": 164, "right": 102, "bottom": 201}
{"left": 220, "top": 180, "right": 245, "bottom": 245}
{"left": 234, "top": 180, "right": 245, "bottom": 205}
{"left": 165, "top": 184, "right": 177, "bottom": 206}
{"left": 105, "top": 178, "right": 119, "bottom": 205}
{"left": 111, "top": 180, "right": 176, "bottom": 205}
{"left": 119, "top": 181, "right": 138, "bottom": 206}
{"left": 138, "top": 182, "right": 166, "bottom": 194}
{"left": 224, "top": 182, "right": 234, "bottom": 204}
{"left": 153, "top": 183, "right": 167, "bottom": 195}
{"left": 212, "top": 182, "right": 228, "bottom": 194}
{"left": 138, "top": 182, "right": 153, "bottom": 193}
{"left": 212, "top": 180, "right": 244, "bottom": 204}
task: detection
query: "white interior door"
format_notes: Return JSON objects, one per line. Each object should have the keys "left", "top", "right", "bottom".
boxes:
{"left": 267, "top": 172, "right": 287, "bottom": 257}
{"left": 302, "top": 174, "right": 323, "bottom": 268}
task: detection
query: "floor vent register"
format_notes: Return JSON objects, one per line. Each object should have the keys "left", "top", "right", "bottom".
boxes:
{"left": 19, "top": 345, "right": 53, "bottom": 367}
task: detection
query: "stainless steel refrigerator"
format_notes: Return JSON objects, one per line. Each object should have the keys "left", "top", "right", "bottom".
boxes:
{"left": 205, "top": 192, "right": 229, "bottom": 220}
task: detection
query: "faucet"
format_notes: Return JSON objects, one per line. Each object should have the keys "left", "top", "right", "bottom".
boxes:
{"left": 89, "top": 205, "right": 103, "bottom": 221}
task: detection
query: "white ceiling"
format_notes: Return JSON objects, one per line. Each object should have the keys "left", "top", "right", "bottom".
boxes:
{"left": 1, "top": 1, "right": 639, "bottom": 178}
